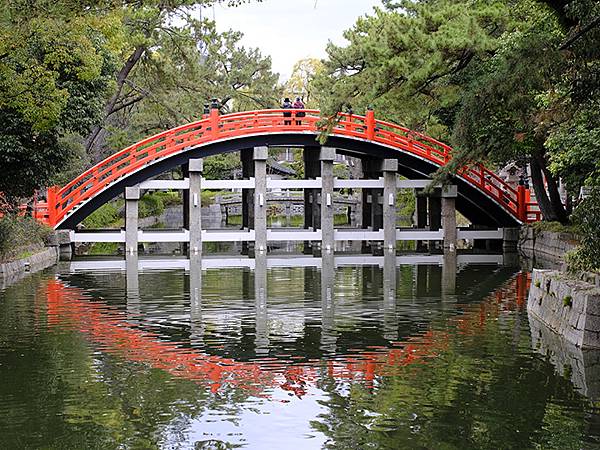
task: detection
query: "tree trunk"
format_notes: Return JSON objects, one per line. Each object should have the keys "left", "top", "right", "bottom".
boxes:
{"left": 530, "top": 147, "right": 569, "bottom": 223}
{"left": 85, "top": 46, "right": 146, "bottom": 162}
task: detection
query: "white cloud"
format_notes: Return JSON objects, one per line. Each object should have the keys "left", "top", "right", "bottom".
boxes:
{"left": 203, "top": 0, "right": 382, "bottom": 80}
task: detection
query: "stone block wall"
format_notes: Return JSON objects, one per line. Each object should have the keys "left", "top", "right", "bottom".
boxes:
{"left": 528, "top": 269, "right": 600, "bottom": 348}
{"left": 0, "top": 247, "right": 58, "bottom": 289}
{"left": 519, "top": 227, "right": 579, "bottom": 266}
{"left": 529, "top": 311, "right": 600, "bottom": 401}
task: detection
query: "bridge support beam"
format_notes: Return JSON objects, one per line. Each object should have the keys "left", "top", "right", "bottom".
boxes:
{"left": 253, "top": 146, "right": 268, "bottom": 256}
{"left": 442, "top": 185, "right": 458, "bottom": 252}
{"left": 383, "top": 159, "right": 398, "bottom": 254}
{"left": 188, "top": 158, "right": 203, "bottom": 261}
{"left": 320, "top": 147, "right": 336, "bottom": 255}
{"left": 125, "top": 186, "right": 140, "bottom": 259}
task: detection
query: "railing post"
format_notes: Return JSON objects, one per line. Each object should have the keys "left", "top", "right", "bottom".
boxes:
{"left": 210, "top": 107, "right": 219, "bottom": 138}
{"left": 366, "top": 108, "right": 375, "bottom": 141}
{"left": 517, "top": 185, "right": 527, "bottom": 222}
{"left": 47, "top": 186, "right": 58, "bottom": 227}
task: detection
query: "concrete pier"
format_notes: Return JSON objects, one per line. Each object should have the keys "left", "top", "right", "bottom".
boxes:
{"left": 188, "top": 158, "right": 203, "bottom": 258}
{"left": 125, "top": 186, "right": 140, "bottom": 259}
{"left": 442, "top": 185, "right": 457, "bottom": 252}
{"left": 383, "top": 159, "right": 398, "bottom": 254}
{"left": 320, "top": 147, "right": 335, "bottom": 255}
{"left": 254, "top": 254, "right": 269, "bottom": 355}
{"left": 253, "top": 146, "right": 268, "bottom": 256}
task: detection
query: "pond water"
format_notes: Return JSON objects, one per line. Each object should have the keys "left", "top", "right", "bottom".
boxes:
{"left": 1, "top": 258, "right": 599, "bottom": 449}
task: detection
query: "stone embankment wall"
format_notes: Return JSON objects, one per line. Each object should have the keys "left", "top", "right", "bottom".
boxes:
{"left": 0, "top": 247, "right": 58, "bottom": 289}
{"left": 519, "top": 227, "right": 579, "bottom": 268}
{"left": 528, "top": 270, "right": 600, "bottom": 349}
{"left": 528, "top": 311, "right": 600, "bottom": 400}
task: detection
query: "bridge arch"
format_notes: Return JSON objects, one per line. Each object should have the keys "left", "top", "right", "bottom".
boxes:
{"left": 40, "top": 109, "right": 535, "bottom": 230}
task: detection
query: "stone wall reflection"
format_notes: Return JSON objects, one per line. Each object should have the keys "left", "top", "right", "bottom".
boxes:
{"left": 529, "top": 311, "right": 600, "bottom": 401}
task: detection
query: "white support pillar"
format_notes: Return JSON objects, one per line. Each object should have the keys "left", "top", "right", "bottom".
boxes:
{"left": 383, "top": 159, "right": 398, "bottom": 253}
{"left": 442, "top": 185, "right": 458, "bottom": 252}
{"left": 188, "top": 158, "right": 203, "bottom": 260}
{"left": 320, "top": 147, "right": 336, "bottom": 255}
{"left": 254, "top": 146, "right": 268, "bottom": 256}
{"left": 125, "top": 186, "right": 140, "bottom": 259}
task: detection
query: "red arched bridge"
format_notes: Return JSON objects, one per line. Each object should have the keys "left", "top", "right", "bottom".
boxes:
{"left": 34, "top": 109, "right": 539, "bottom": 229}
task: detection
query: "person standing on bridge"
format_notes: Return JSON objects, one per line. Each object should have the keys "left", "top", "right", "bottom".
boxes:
{"left": 282, "top": 97, "right": 293, "bottom": 125}
{"left": 293, "top": 97, "right": 305, "bottom": 125}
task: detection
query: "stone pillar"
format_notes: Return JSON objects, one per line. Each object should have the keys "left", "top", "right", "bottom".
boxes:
{"left": 441, "top": 185, "right": 457, "bottom": 252}
{"left": 125, "top": 186, "right": 140, "bottom": 259}
{"left": 383, "top": 159, "right": 398, "bottom": 254}
{"left": 188, "top": 159, "right": 203, "bottom": 259}
{"left": 189, "top": 256, "right": 204, "bottom": 347}
{"left": 503, "top": 227, "right": 519, "bottom": 252}
{"left": 442, "top": 251, "right": 457, "bottom": 296}
{"left": 254, "top": 253, "right": 268, "bottom": 355}
{"left": 320, "top": 147, "right": 336, "bottom": 255}
{"left": 320, "top": 252, "right": 336, "bottom": 353}
{"left": 415, "top": 189, "right": 428, "bottom": 251}
{"left": 51, "top": 230, "right": 73, "bottom": 261}
{"left": 253, "top": 146, "right": 268, "bottom": 256}
{"left": 428, "top": 192, "right": 442, "bottom": 251}
{"left": 126, "top": 255, "right": 140, "bottom": 321}
{"left": 383, "top": 251, "right": 397, "bottom": 341}
{"left": 241, "top": 149, "right": 255, "bottom": 255}
{"left": 285, "top": 203, "right": 291, "bottom": 227}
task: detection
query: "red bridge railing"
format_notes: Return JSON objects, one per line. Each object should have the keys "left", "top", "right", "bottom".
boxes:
{"left": 35, "top": 109, "right": 538, "bottom": 227}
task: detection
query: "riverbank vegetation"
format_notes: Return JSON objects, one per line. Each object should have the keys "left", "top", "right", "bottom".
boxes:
{"left": 314, "top": 0, "right": 599, "bottom": 270}
{"left": 0, "top": 216, "right": 52, "bottom": 262}
{"left": 315, "top": 0, "right": 599, "bottom": 226}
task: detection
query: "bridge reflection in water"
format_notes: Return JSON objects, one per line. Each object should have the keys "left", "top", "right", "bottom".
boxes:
{"left": 46, "top": 254, "right": 527, "bottom": 398}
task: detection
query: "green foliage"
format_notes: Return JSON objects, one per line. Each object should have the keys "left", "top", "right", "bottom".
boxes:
{"left": 203, "top": 153, "right": 241, "bottom": 180}
{"left": 531, "top": 221, "right": 579, "bottom": 234}
{"left": 547, "top": 103, "right": 600, "bottom": 193}
{"left": 82, "top": 202, "right": 122, "bottom": 229}
{"left": 315, "top": 0, "right": 600, "bottom": 223}
{"left": 567, "top": 188, "right": 600, "bottom": 272}
{"left": 562, "top": 295, "right": 573, "bottom": 307}
{"left": 0, "top": 5, "right": 117, "bottom": 202}
{"left": 0, "top": 215, "right": 52, "bottom": 262}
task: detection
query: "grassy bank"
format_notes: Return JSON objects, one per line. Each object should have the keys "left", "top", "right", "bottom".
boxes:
{"left": 0, "top": 215, "right": 52, "bottom": 263}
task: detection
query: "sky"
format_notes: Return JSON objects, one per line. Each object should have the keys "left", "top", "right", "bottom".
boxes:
{"left": 202, "top": 0, "right": 383, "bottom": 80}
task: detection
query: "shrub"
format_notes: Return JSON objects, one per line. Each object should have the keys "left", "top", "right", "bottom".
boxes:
{"left": 567, "top": 188, "right": 600, "bottom": 273}
{"left": 0, "top": 215, "right": 52, "bottom": 261}
{"left": 83, "top": 202, "right": 122, "bottom": 229}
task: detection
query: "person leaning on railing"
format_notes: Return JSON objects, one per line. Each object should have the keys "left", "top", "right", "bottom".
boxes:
{"left": 293, "top": 97, "right": 305, "bottom": 125}
{"left": 282, "top": 97, "right": 293, "bottom": 125}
